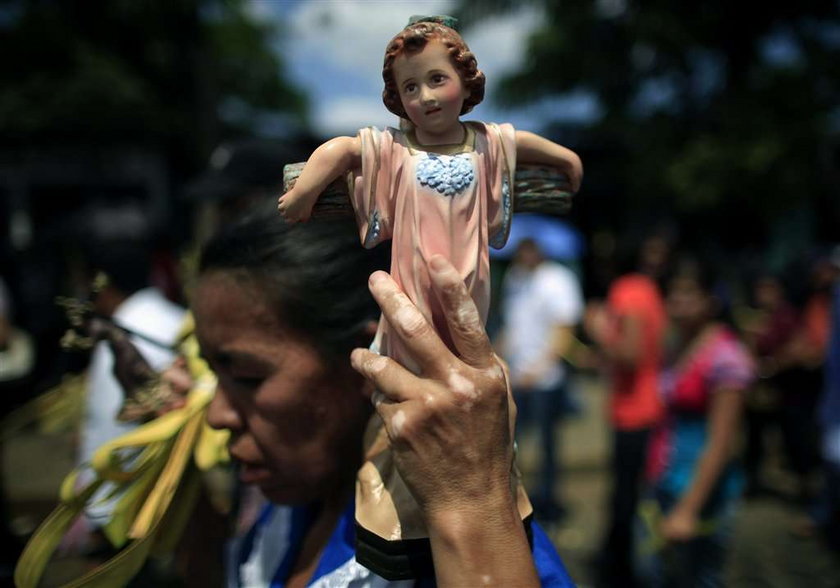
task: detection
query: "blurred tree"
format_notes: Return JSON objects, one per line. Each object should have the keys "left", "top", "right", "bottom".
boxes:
{"left": 457, "top": 1, "right": 840, "bottom": 250}
{"left": 0, "top": 0, "right": 307, "bottom": 171}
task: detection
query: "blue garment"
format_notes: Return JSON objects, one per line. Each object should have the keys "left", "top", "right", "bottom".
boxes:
{"left": 229, "top": 500, "right": 575, "bottom": 587}
{"left": 816, "top": 283, "right": 840, "bottom": 552}
{"left": 821, "top": 283, "right": 840, "bottom": 433}
{"left": 656, "top": 417, "right": 743, "bottom": 518}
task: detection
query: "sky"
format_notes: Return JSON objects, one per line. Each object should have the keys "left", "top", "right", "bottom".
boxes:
{"left": 245, "top": 0, "right": 599, "bottom": 138}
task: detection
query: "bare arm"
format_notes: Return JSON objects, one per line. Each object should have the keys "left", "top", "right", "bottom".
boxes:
{"left": 661, "top": 387, "right": 744, "bottom": 541}
{"left": 551, "top": 323, "right": 576, "bottom": 362}
{"left": 515, "top": 130, "right": 583, "bottom": 193}
{"left": 278, "top": 136, "right": 361, "bottom": 222}
{"left": 426, "top": 497, "right": 537, "bottom": 587}
{"left": 587, "top": 312, "right": 646, "bottom": 368}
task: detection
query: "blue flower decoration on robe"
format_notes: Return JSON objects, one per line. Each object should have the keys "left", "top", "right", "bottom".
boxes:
{"left": 416, "top": 152, "right": 475, "bottom": 197}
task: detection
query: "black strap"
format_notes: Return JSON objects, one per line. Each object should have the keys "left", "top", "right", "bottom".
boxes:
{"left": 354, "top": 513, "right": 535, "bottom": 580}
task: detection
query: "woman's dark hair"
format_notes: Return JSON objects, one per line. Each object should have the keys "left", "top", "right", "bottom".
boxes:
{"left": 199, "top": 206, "right": 389, "bottom": 361}
{"left": 666, "top": 253, "right": 736, "bottom": 327}
{"left": 83, "top": 238, "right": 152, "bottom": 296}
{"left": 667, "top": 255, "right": 717, "bottom": 294}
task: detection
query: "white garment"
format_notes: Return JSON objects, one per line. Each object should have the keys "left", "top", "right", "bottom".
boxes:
{"left": 229, "top": 501, "right": 575, "bottom": 587}
{"left": 501, "top": 262, "right": 583, "bottom": 390}
{"left": 229, "top": 504, "right": 414, "bottom": 588}
{"left": 0, "top": 327, "right": 34, "bottom": 381}
{"left": 79, "top": 287, "right": 185, "bottom": 523}
{"left": 824, "top": 425, "right": 840, "bottom": 466}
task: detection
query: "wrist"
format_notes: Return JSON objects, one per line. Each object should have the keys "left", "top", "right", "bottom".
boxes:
{"left": 425, "top": 486, "right": 520, "bottom": 546}
{"left": 424, "top": 488, "right": 539, "bottom": 587}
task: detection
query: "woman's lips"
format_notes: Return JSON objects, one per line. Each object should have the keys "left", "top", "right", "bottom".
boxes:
{"left": 425, "top": 107, "right": 442, "bottom": 115}
{"left": 238, "top": 462, "right": 272, "bottom": 484}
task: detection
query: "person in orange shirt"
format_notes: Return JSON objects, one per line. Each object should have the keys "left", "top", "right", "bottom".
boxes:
{"left": 585, "top": 234, "right": 669, "bottom": 587}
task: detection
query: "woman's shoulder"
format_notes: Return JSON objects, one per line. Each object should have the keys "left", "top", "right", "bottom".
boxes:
{"left": 708, "top": 325, "right": 748, "bottom": 353}
{"left": 705, "top": 326, "right": 756, "bottom": 388}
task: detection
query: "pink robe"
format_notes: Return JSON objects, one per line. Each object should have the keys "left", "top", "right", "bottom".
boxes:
{"left": 350, "top": 121, "right": 516, "bottom": 371}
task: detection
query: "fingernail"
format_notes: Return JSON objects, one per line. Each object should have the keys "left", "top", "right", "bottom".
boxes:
{"left": 429, "top": 255, "right": 447, "bottom": 272}
{"left": 369, "top": 271, "right": 386, "bottom": 285}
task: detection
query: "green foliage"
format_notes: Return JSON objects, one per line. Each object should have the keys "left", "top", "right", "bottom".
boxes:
{"left": 0, "top": 0, "right": 307, "bottom": 165}
{"left": 458, "top": 1, "right": 840, "bottom": 246}
{"left": 205, "top": 6, "right": 305, "bottom": 114}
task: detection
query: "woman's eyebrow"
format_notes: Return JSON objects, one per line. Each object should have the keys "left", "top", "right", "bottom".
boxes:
{"left": 220, "top": 349, "right": 275, "bottom": 369}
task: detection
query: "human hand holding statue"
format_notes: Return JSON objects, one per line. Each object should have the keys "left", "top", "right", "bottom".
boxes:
{"left": 351, "top": 255, "right": 538, "bottom": 587}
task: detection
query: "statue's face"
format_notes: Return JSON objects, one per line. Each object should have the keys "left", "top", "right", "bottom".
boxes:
{"left": 394, "top": 39, "right": 469, "bottom": 143}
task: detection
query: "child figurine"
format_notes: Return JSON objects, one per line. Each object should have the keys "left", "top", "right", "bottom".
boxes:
{"left": 280, "top": 16, "right": 582, "bottom": 575}
{"left": 279, "top": 16, "right": 582, "bottom": 376}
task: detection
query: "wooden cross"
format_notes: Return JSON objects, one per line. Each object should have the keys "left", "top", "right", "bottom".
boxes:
{"left": 283, "top": 163, "right": 574, "bottom": 218}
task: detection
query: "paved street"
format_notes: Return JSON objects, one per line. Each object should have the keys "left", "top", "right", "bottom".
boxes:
{"left": 4, "top": 373, "right": 840, "bottom": 586}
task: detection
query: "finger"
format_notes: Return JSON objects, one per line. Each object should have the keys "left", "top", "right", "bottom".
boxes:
{"left": 164, "top": 365, "right": 192, "bottom": 393}
{"left": 350, "top": 348, "right": 426, "bottom": 404}
{"left": 375, "top": 399, "right": 412, "bottom": 445}
{"left": 370, "top": 389, "right": 390, "bottom": 407}
{"left": 427, "top": 255, "right": 494, "bottom": 368}
{"left": 367, "top": 271, "right": 453, "bottom": 372}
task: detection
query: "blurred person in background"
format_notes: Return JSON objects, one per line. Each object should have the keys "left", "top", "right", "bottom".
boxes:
{"left": 585, "top": 234, "right": 670, "bottom": 587}
{"left": 497, "top": 238, "right": 584, "bottom": 523}
{"left": 42, "top": 141, "right": 301, "bottom": 584}
{"left": 739, "top": 272, "right": 799, "bottom": 497}
{"left": 739, "top": 252, "right": 835, "bottom": 509}
{"left": 0, "top": 276, "right": 36, "bottom": 412}
{"left": 0, "top": 276, "right": 34, "bottom": 580}
{"left": 69, "top": 209, "right": 186, "bottom": 557}
{"left": 639, "top": 256, "right": 755, "bottom": 587}
{"left": 783, "top": 254, "right": 835, "bottom": 503}
{"left": 815, "top": 245, "right": 840, "bottom": 553}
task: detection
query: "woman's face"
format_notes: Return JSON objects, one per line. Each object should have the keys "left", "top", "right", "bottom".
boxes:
{"left": 666, "top": 275, "right": 714, "bottom": 330}
{"left": 194, "top": 271, "right": 371, "bottom": 505}
{"left": 753, "top": 277, "right": 783, "bottom": 310}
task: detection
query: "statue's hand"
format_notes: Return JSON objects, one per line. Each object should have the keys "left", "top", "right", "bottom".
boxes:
{"left": 277, "top": 188, "right": 314, "bottom": 223}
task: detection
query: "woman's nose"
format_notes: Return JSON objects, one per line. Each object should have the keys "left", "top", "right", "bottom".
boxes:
{"left": 206, "top": 383, "right": 242, "bottom": 431}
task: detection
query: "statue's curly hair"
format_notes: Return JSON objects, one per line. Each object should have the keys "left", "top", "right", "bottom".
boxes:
{"left": 382, "top": 22, "right": 485, "bottom": 119}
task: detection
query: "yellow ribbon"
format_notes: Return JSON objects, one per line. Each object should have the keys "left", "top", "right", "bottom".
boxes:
{"left": 14, "top": 314, "right": 230, "bottom": 587}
